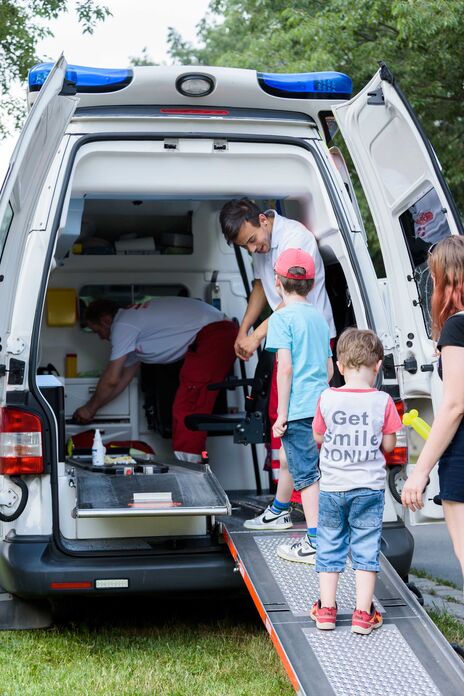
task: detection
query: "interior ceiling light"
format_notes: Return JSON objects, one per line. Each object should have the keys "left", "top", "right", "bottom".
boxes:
{"left": 175, "top": 74, "right": 215, "bottom": 97}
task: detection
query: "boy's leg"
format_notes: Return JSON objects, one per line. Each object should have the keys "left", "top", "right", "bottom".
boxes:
{"left": 271, "top": 447, "right": 294, "bottom": 510}
{"left": 355, "top": 570, "right": 377, "bottom": 613}
{"left": 243, "top": 447, "right": 294, "bottom": 531}
{"left": 301, "top": 479, "right": 319, "bottom": 537}
{"left": 276, "top": 419, "right": 320, "bottom": 563}
{"left": 348, "top": 488, "right": 384, "bottom": 634}
{"left": 311, "top": 491, "right": 348, "bottom": 629}
{"left": 320, "top": 572, "right": 339, "bottom": 608}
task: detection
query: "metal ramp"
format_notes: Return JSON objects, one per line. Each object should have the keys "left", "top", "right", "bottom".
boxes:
{"left": 223, "top": 527, "right": 464, "bottom": 695}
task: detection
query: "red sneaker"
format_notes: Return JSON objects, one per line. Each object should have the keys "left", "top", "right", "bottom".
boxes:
{"left": 310, "top": 600, "right": 337, "bottom": 630}
{"left": 351, "top": 605, "right": 383, "bottom": 635}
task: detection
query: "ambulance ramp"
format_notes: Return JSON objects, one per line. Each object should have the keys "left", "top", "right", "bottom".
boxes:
{"left": 223, "top": 528, "right": 464, "bottom": 696}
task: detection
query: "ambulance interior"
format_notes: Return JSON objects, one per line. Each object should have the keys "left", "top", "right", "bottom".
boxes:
{"left": 36, "top": 142, "right": 361, "bottom": 545}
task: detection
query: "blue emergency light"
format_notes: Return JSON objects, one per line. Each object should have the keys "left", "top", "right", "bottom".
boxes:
{"left": 28, "top": 63, "right": 133, "bottom": 93}
{"left": 257, "top": 71, "right": 352, "bottom": 99}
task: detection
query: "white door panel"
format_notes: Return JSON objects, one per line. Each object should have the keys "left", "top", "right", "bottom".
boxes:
{"left": 334, "top": 64, "right": 463, "bottom": 523}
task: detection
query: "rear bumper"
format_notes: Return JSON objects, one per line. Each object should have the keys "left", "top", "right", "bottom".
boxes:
{"left": 0, "top": 536, "right": 242, "bottom": 598}
{"left": 381, "top": 520, "right": 414, "bottom": 579}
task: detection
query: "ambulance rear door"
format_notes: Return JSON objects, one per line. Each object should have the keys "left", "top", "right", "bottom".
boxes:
{"left": 0, "top": 55, "right": 77, "bottom": 401}
{"left": 333, "top": 63, "right": 464, "bottom": 524}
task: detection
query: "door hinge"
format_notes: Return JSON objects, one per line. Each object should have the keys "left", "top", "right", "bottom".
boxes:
{"left": 0, "top": 365, "right": 7, "bottom": 377}
{"left": 367, "top": 86, "right": 384, "bottom": 106}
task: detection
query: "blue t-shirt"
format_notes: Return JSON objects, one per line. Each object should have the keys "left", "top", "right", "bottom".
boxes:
{"left": 266, "top": 302, "right": 331, "bottom": 421}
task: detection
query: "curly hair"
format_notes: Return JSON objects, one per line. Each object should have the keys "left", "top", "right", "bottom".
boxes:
{"left": 336, "top": 328, "right": 384, "bottom": 369}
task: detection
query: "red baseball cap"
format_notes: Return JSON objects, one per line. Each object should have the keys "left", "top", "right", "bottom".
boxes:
{"left": 274, "top": 248, "right": 315, "bottom": 280}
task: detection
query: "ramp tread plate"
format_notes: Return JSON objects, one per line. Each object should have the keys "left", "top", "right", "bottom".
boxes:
{"left": 255, "top": 534, "right": 383, "bottom": 616}
{"left": 225, "top": 526, "right": 464, "bottom": 695}
{"left": 303, "top": 624, "right": 441, "bottom": 696}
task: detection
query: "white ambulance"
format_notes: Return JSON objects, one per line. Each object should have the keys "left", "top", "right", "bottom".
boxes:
{"left": 0, "top": 56, "right": 461, "bottom": 608}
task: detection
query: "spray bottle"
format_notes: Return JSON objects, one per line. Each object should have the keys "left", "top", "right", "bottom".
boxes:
{"left": 92, "top": 429, "right": 106, "bottom": 467}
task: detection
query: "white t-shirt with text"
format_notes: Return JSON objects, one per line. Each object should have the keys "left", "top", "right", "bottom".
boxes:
{"left": 313, "top": 387, "right": 402, "bottom": 491}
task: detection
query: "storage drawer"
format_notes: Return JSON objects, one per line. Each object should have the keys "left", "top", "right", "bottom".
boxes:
{"left": 64, "top": 378, "right": 131, "bottom": 419}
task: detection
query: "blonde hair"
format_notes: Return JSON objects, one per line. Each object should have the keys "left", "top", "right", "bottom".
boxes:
{"left": 336, "top": 328, "right": 384, "bottom": 369}
{"left": 428, "top": 236, "right": 464, "bottom": 339}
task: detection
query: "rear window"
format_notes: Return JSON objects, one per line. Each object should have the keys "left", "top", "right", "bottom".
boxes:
{"left": 0, "top": 203, "right": 13, "bottom": 261}
{"left": 399, "top": 187, "right": 453, "bottom": 336}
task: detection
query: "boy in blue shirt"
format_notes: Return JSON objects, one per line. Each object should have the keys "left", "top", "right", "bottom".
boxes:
{"left": 244, "top": 248, "right": 333, "bottom": 563}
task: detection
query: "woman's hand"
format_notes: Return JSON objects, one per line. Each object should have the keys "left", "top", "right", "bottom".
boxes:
{"left": 401, "top": 469, "right": 430, "bottom": 511}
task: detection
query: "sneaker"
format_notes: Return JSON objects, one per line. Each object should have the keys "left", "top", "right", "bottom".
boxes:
{"left": 310, "top": 600, "right": 337, "bottom": 630}
{"left": 243, "top": 505, "right": 293, "bottom": 531}
{"left": 276, "top": 536, "right": 316, "bottom": 564}
{"left": 351, "top": 604, "right": 383, "bottom": 635}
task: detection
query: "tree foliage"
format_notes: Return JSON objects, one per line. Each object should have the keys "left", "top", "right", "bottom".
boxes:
{"left": 0, "top": 0, "right": 111, "bottom": 136}
{"left": 168, "top": 0, "right": 464, "bottom": 218}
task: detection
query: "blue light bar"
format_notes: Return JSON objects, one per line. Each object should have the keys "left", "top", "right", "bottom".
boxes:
{"left": 257, "top": 71, "right": 352, "bottom": 100}
{"left": 28, "top": 63, "right": 133, "bottom": 94}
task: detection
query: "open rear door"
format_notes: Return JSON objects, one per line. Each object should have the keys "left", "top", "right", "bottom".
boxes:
{"left": 333, "top": 63, "right": 463, "bottom": 524}
{"left": 0, "top": 55, "right": 77, "bottom": 400}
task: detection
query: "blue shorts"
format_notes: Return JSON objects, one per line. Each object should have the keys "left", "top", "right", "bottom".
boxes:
{"left": 438, "top": 420, "right": 464, "bottom": 502}
{"left": 281, "top": 418, "right": 320, "bottom": 491}
{"left": 316, "top": 488, "right": 385, "bottom": 573}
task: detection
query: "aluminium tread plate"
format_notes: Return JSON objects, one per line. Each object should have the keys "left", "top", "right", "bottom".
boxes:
{"left": 223, "top": 527, "right": 464, "bottom": 696}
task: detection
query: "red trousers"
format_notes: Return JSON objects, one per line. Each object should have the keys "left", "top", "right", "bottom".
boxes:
{"left": 172, "top": 320, "right": 238, "bottom": 455}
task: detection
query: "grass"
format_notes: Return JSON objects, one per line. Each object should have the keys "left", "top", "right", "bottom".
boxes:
{"left": 410, "top": 567, "right": 461, "bottom": 590}
{"left": 0, "top": 593, "right": 293, "bottom": 696}
{"left": 427, "top": 609, "right": 464, "bottom": 648}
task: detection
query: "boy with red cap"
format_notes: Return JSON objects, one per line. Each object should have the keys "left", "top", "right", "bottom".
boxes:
{"left": 245, "top": 248, "right": 333, "bottom": 563}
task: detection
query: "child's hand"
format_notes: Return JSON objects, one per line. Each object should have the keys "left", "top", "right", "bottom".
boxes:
{"left": 273, "top": 416, "right": 288, "bottom": 438}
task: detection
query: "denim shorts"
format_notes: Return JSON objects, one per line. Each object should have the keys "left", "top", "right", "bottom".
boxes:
{"left": 281, "top": 417, "right": 320, "bottom": 491}
{"left": 316, "top": 488, "right": 385, "bottom": 573}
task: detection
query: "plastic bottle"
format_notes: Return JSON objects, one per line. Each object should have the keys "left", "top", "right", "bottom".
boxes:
{"left": 92, "top": 429, "right": 106, "bottom": 467}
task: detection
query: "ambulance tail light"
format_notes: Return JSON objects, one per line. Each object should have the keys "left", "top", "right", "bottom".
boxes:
{"left": 385, "top": 400, "right": 408, "bottom": 466}
{"left": 0, "top": 408, "right": 44, "bottom": 475}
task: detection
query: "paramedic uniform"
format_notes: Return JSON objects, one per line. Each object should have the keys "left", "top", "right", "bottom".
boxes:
{"left": 110, "top": 297, "right": 237, "bottom": 460}
{"left": 253, "top": 211, "right": 335, "bottom": 487}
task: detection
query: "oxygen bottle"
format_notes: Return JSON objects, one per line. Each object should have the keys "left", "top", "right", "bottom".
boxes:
{"left": 92, "top": 429, "right": 106, "bottom": 467}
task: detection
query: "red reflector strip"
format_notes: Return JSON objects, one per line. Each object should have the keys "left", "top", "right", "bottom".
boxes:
{"left": 159, "top": 108, "right": 229, "bottom": 115}
{"left": 222, "top": 528, "right": 301, "bottom": 693}
{"left": 50, "top": 581, "right": 93, "bottom": 590}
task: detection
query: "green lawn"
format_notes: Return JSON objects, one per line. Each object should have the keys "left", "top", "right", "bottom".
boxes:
{"left": 0, "top": 594, "right": 293, "bottom": 696}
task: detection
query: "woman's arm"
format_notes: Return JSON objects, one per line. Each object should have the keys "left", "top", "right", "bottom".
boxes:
{"left": 402, "top": 345, "right": 464, "bottom": 510}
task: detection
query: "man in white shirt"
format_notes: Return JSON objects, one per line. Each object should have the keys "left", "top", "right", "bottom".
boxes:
{"left": 219, "top": 198, "right": 335, "bottom": 360}
{"left": 219, "top": 198, "right": 335, "bottom": 488}
{"left": 73, "top": 297, "right": 238, "bottom": 461}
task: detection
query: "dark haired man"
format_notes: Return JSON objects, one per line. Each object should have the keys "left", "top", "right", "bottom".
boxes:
{"left": 219, "top": 198, "right": 335, "bottom": 360}
{"left": 73, "top": 297, "right": 237, "bottom": 462}
{"left": 220, "top": 198, "right": 335, "bottom": 489}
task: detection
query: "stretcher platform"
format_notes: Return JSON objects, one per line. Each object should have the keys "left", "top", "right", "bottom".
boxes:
{"left": 223, "top": 525, "right": 464, "bottom": 695}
